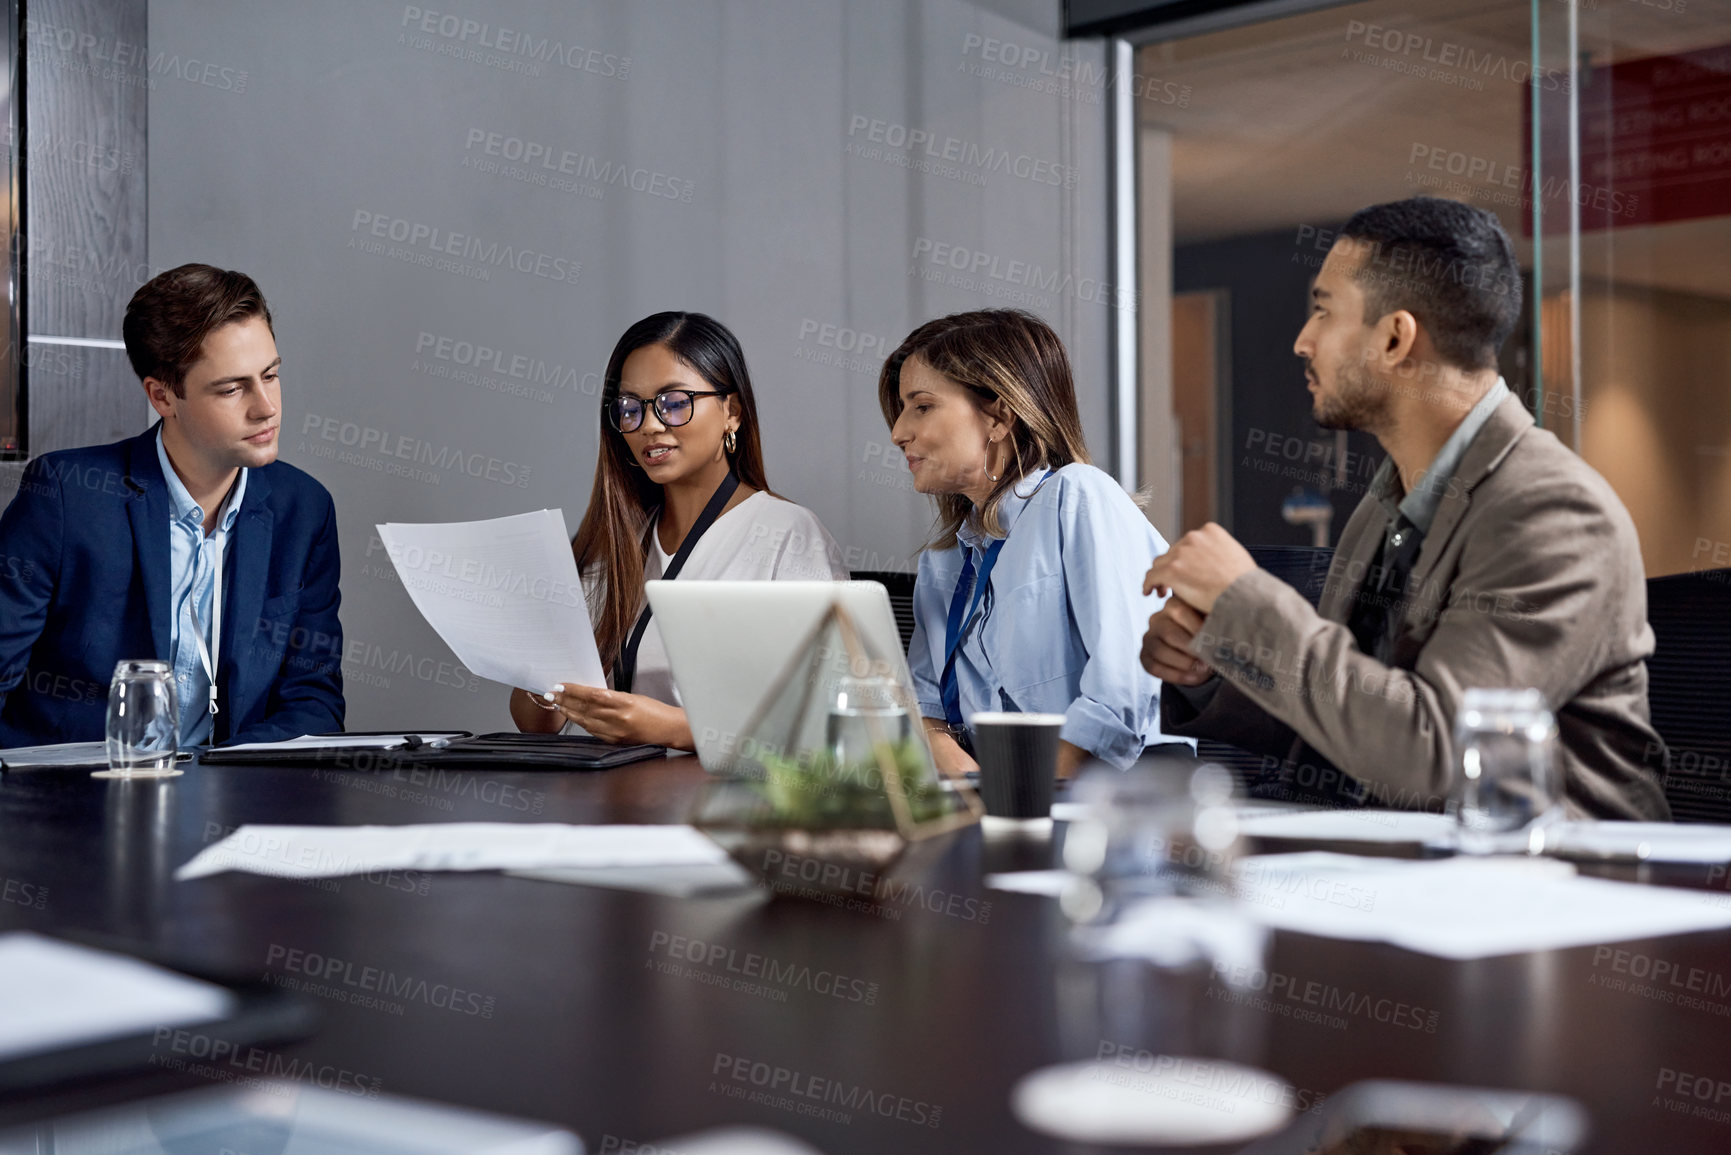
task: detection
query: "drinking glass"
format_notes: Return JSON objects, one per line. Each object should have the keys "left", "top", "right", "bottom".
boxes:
{"left": 1062, "top": 758, "right": 1242, "bottom": 921}
{"left": 1016, "top": 758, "right": 1287, "bottom": 1149}
{"left": 101, "top": 660, "right": 181, "bottom": 778}
{"left": 825, "top": 675, "right": 910, "bottom": 773}
{"left": 1450, "top": 687, "right": 1559, "bottom": 854}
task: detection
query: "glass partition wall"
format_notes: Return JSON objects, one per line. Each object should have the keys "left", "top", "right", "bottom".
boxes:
{"left": 1133, "top": 0, "right": 1731, "bottom": 574}
{"left": 1533, "top": 0, "right": 1731, "bottom": 577}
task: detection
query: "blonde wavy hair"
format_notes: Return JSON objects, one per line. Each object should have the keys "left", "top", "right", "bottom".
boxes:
{"left": 878, "top": 310, "right": 1091, "bottom": 550}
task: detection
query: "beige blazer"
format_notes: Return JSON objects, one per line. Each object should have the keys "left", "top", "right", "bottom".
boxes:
{"left": 1164, "top": 395, "right": 1671, "bottom": 821}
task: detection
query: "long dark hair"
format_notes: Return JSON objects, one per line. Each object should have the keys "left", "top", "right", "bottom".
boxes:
{"left": 878, "top": 310, "right": 1090, "bottom": 550}
{"left": 572, "top": 312, "right": 772, "bottom": 672}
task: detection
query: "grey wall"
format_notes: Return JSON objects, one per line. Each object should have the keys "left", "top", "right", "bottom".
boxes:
{"left": 146, "top": 0, "right": 1113, "bottom": 732}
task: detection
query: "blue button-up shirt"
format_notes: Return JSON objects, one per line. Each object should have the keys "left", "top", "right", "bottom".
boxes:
{"left": 908, "top": 462, "right": 1192, "bottom": 770}
{"left": 155, "top": 431, "right": 247, "bottom": 746}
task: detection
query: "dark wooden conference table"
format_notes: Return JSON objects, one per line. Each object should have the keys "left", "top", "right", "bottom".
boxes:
{"left": 3, "top": 753, "right": 1731, "bottom": 1153}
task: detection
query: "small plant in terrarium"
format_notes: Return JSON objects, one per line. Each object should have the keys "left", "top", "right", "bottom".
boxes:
{"left": 756, "top": 734, "right": 950, "bottom": 830}
{"left": 690, "top": 601, "right": 980, "bottom": 899}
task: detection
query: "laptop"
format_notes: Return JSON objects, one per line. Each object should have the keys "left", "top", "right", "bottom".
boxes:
{"left": 645, "top": 580, "right": 917, "bottom": 774}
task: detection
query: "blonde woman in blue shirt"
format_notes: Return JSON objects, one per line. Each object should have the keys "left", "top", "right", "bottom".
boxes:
{"left": 880, "top": 309, "right": 1189, "bottom": 777}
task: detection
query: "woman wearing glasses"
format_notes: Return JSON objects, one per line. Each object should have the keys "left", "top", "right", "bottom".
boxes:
{"left": 510, "top": 311, "right": 845, "bottom": 746}
{"left": 882, "top": 309, "right": 1191, "bottom": 778}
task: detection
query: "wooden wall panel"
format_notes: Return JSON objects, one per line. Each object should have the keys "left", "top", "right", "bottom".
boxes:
{"left": 24, "top": 0, "right": 148, "bottom": 456}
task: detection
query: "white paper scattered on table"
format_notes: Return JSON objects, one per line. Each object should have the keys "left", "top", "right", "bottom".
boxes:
{"left": 0, "top": 742, "right": 189, "bottom": 770}
{"left": 0, "top": 742, "right": 113, "bottom": 769}
{"left": 1231, "top": 851, "right": 1731, "bottom": 959}
{"left": 1051, "top": 800, "right": 1332, "bottom": 826}
{"left": 0, "top": 933, "right": 235, "bottom": 1061}
{"left": 1235, "top": 808, "right": 1457, "bottom": 845}
{"left": 1543, "top": 821, "right": 1731, "bottom": 864}
{"left": 509, "top": 862, "right": 756, "bottom": 898}
{"left": 376, "top": 510, "right": 605, "bottom": 693}
{"left": 176, "top": 823, "right": 729, "bottom": 882}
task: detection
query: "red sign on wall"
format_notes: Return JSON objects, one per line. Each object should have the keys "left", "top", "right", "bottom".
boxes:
{"left": 1525, "top": 44, "right": 1731, "bottom": 234}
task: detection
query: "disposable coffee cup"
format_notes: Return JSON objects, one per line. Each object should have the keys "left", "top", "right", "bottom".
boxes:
{"left": 971, "top": 712, "right": 1066, "bottom": 818}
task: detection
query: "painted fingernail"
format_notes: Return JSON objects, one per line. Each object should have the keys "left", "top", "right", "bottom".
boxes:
{"left": 551, "top": 684, "right": 565, "bottom": 693}
{"left": 544, "top": 691, "right": 557, "bottom": 702}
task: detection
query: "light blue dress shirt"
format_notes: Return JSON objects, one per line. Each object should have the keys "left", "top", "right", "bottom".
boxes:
{"left": 908, "top": 462, "right": 1191, "bottom": 770}
{"left": 155, "top": 431, "right": 247, "bottom": 746}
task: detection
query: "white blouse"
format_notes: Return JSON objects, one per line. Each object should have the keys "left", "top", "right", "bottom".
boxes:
{"left": 588, "top": 492, "right": 847, "bottom": 706}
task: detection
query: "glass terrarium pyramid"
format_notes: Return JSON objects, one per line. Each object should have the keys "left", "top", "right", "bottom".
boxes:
{"left": 691, "top": 599, "right": 981, "bottom": 899}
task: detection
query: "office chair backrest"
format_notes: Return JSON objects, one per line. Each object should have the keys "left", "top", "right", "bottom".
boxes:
{"left": 851, "top": 570, "right": 918, "bottom": 655}
{"left": 1244, "top": 544, "right": 1335, "bottom": 609}
{"left": 1644, "top": 569, "right": 1731, "bottom": 823}
{"left": 1194, "top": 545, "right": 1335, "bottom": 780}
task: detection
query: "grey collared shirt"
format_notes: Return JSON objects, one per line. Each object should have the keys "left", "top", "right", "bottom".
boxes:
{"left": 1371, "top": 377, "right": 1511, "bottom": 543}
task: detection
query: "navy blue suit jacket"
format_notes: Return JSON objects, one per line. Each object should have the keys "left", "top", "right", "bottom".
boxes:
{"left": 0, "top": 425, "right": 345, "bottom": 746}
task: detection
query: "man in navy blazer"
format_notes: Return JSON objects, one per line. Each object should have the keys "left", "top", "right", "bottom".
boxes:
{"left": 0, "top": 265, "right": 344, "bottom": 747}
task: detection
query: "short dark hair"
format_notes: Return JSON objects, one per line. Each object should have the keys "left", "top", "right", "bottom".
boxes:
{"left": 1338, "top": 197, "right": 1521, "bottom": 372}
{"left": 123, "top": 264, "right": 274, "bottom": 396}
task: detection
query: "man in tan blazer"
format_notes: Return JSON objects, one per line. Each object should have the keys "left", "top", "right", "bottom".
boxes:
{"left": 1141, "top": 197, "right": 1669, "bottom": 821}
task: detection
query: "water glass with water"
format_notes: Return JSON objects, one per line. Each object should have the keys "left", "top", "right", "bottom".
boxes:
{"left": 1451, "top": 687, "right": 1559, "bottom": 854}
{"left": 826, "top": 675, "right": 910, "bottom": 771}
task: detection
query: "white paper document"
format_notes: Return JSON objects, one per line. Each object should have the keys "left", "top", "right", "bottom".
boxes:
{"left": 0, "top": 742, "right": 191, "bottom": 770}
{"left": 1542, "top": 821, "right": 1731, "bottom": 864}
{"left": 1235, "top": 808, "right": 1457, "bottom": 845}
{"left": 509, "top": 862, "right": 756, "bottom": 898}
{"left": 376, "top": 509, "right": 605, "bottom": 693}
{"left": 0, "top": 933, "right": 235, "bottom": 1061}
{"left": 1231, "top": 851, "right": 1731, "bottom": 959}
{"left": 0, "top": 742, "right": 113, "bottom": 769}
{"left": 176, "top": 823, "right": 729, "bottom": 881}
{"left": 218, "top": 733, "right": 466, "bottom": 753}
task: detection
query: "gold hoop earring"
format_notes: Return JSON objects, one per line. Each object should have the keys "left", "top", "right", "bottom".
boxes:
{"left": 724, "top": 428, "right": 738, "bottom": 454}
{"left": 984, "top": 439, "right": 1001, "bottom": 483}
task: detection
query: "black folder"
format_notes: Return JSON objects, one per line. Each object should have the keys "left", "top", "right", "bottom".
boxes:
{"left": 200, "top": 731, "right": 667, "bottom": 771}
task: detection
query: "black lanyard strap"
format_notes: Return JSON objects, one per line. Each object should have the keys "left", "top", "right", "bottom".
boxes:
{"left": 613, "top": 471, "right": 740, "bottom": 693}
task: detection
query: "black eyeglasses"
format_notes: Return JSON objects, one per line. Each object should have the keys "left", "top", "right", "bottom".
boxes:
{"left": 607, "top": 389, "right": 726, "bottom": 433}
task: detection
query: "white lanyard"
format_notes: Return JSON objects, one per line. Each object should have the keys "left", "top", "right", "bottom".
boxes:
{"left": 187, "top": 534, "right": 224, "bottom": 721}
